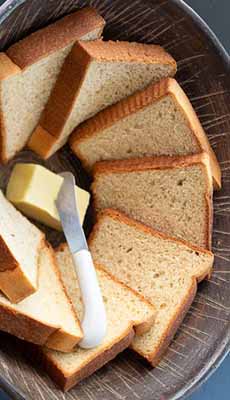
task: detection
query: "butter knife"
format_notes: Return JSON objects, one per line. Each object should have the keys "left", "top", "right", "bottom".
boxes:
{"left": 56, "top": 172, "right": 107, "bottom": 349}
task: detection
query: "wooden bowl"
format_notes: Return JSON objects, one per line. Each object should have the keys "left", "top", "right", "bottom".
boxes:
{"left": 0, "top": 1, "right": 229, "bottom": 399}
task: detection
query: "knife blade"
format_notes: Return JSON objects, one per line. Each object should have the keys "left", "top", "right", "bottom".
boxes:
{"left": 56, "top": 172, "right": 88, "bottom": 253}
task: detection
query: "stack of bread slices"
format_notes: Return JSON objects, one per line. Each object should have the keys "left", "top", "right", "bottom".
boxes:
{"left": 0, "top": 6, "right": 220, "bottom": 393}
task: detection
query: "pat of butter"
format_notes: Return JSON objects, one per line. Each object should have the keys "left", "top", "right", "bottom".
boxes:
{"left": 6, "top": 163, "right": 90, "bottom": 231}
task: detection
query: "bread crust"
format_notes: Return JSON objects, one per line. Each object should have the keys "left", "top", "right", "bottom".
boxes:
{"left": 27, "top": 42, "right": 92, "bottom": 158}
{"left": 26, "top": 125, "right": 59, "bottom": 159}
{"left": 92, "top": 153, "right": 213, "bottom": 249}
{"left": 29, "top": 329, "right": 135, "bottom": 391}
{"left": 72, "top": 39, "right": 177, "bottom": 65}
{"left": 132, "top": 279, "right": 197, "bottom": 365}
{"left": 0, "top": 53, "right": 21, "bottom": 163}
{"left": 89, "top": 208, "right": 213, "bottom": 262}
{"left": 43, "top": 243, "right": 83, "bottom": 352}
{"left": 6, "top": 8, "right": 105, "bottom": 70}
{"left": 0, "top": 232, "right": 45, "bottom": 303}
{"left": 28, "top": 40, "right": 176, "bottom": 159}
{"left": 70, "top": 78, "right": 221, "bottom": 190}
{"left": 0, "top": 302, "right": 59, "bottom": 345}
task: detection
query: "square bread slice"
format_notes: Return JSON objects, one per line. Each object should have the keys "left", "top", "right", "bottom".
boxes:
{"left": 88, "top": 209, "right": 214, "bottom": 365}
{"left": 28, "top": 40, "right": 177, "bottom": 159}
{"left": 0, "top": 244, "right": 83, "bottom": 352}
{"left": 33, "top": 243, "right": 155, "bottom": 391}
{"left": 0, "top": 7, "right": 105, "bottom": 163}
{"left": 0, "top": 190, "right": 45, "bottom": 302}
{"left": 70, "top": 77, "right": 221, "bottom": 189}
{"left": 92, "top": 153, "right": 213, "bottom": 249}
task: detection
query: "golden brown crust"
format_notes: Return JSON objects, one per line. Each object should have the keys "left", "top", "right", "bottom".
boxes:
{"left": 43, "top": 243, "right": 83, "bottom": 351}
{"left": 0, "top": 266, "right": 37, "bottom": 303}
{"left": 92, "top": 154, "right": 213, "bottom": 250}
{"left": 0, "top": 234, "right": 45, "bottom": 303}
{"left": 6, "top": 8, "right": 105, "bottom": 70}
{"left": 93, "top": 152, "right": 211, "bottom": 176}
{"left": 0, "top": 53, "right": 21, "bottom": 80}
{"left": 168, "top": 79, "right": 221, "bottom": 190}
{"left": 27, "top": 42, "right": 92, "bottom": 157}
{"left": 0, "top": 302, "right": 58, "bottom": 345}
{"left": 28, "top": 40, "right": 176, "bottom": 158}
{"left": 75, "top": 39, "right": 177, "bottom": 65}
{"left": 29, "top": 329, "right": 135, "bottom": 391}
{"left": 70, "top": 77, "right": 221, "bottom": 190}
{"left": 26, "top": 125, "right": 59, "bottom": 159}
{"left": 0, "top": 235, "right": 19, "bottom": 272}
{"left": 0, "top": 54, "right": 21, "bottom": 163}
{"left": 89, "top": 208, "right": 213, "bottom": 262}
{"left": 132, "top": 279, "right": 197, "bottom": 365}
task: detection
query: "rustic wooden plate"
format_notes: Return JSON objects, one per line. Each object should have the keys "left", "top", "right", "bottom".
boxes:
{"left": 0, "top": 0, "right": 229, "bottom": 399}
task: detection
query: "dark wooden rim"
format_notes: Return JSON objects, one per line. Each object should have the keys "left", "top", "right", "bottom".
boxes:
{"left": 0, "top": 1, "right": 229, "bottom": 399}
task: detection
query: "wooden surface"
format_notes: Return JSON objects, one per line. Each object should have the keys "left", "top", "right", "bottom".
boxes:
{"left": 0, "top": 0, "right": 229, "bottom": 399}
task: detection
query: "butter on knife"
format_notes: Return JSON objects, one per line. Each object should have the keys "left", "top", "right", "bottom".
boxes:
{"left": 6, "top": 163, "right": 90, "bottom": 231}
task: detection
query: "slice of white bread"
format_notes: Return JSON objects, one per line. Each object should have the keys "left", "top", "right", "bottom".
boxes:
{"left": 88, "top": 209, "right": 214, "bottom": 365}
{"left": 28, "top": 40, "right": 177, "bottom": 159}
{"left": 0, "top": 190, "right": 45, "bottom": 302}
{"left": 70, "top": 77, "right": 221, "bottom": 189}
{"left": 34, "top": 243, "right": 155, "bottom": 391}
{"left": 92, "top": 153, "right": 213, "bottom": 249}
{"left": 0, "top": 244, "right": 83, "bottom": 352}
{"left": 0, "top": 8, "right": 105, "bottom": 163}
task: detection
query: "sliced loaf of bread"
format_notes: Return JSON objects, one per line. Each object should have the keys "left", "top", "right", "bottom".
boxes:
{"left": 0, "top": 244, "right": 83, "bottom": 352}
{"left": 89, "top": 209, "right": 214, "bottom": 365}
{"left": 28, "top": 40, "right": 177, "bottom": 159}
{"left": 35, "top": 243, "right": 155, "bottom": 391}
{"left": 70, "top": 77, "right": 221, "bottom": 189}
{"left": 92, "top": 153, "right": 213, "bottom": 249}
{"left": 0, "top": 190, "right": 44, "bottom": 302}
{"left": 0, "top": 8, "right": 105, "bottom": 163}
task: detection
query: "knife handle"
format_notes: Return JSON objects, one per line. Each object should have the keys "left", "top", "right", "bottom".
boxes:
{"left": 72, "top": 249, "right": 107, "bottom": 349}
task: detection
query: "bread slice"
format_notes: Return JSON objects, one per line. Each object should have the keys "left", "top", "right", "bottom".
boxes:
{"left": 70, "top": 77, "right": 221, "bottom": 189}
{"left": 88, "top": 208, "right": 214, "bottom": 365}
{"left": 0, "top": 190, "right": 45, "bottom": 302}
{"left": 92, "top": 153, "right": 213, "bottom": 249}
{"left": 28, "top": 40, "right": 177, "bottom": 159}
{"left": 0, "top": 244, "right": 83, "bottom": 352}
{"left": 35, "top": 243, "right": 155, "bottom": 391}
{"left": 0, "top": 8, "right": 105, "bottom": 163}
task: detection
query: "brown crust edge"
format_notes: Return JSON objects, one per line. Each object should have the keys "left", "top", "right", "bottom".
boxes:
{"left": 28, "top": 328, "right": 135, "bottom": 391}
{"left": 27, "top": 40, "right": 93, "bottom": 158}
{"left": 0, "top": 234, "right": 45, "bottom": 303}
{"left": 70, "top": 77, "right": 221, "bottom": 190}
{"left": 92, "top": 153, "right": 213, "bottom": 249}
{"left": 0, "top": 53, "right": 22, "bottom": 163}
{"left": 131, "top": 278, "right": 197, "bottom": 365}
{"left": 88, "top": 208, "right": 213, "bottom": 261}
{"left": 44, "top": 243, "right": 83, "bottom": 352}
{"left": 6, "top": 8, "right": 105, "bottom": 70}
